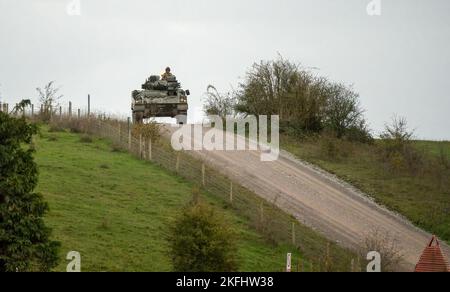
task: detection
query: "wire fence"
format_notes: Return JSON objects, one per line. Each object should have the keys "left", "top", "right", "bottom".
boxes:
{"left": 0, "top": 101, "right": 361, "bottom": 272}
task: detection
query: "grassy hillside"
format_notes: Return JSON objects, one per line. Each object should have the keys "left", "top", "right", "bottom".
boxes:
{"left": 282, "top": 135, "right": 450, "bottom": 242}
{"left": 34, "top": 127, "right": 347, "bottom": 272}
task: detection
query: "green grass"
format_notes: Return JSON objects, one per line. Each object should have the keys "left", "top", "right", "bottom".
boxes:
{"left": 34, "top": 128, "right": 307, "bottom": 272}
{"left": 282, "top": 135, "right": 450, "bottom": 243}
{"left": 412, "top": 140, "right": 450, "bottom": 159}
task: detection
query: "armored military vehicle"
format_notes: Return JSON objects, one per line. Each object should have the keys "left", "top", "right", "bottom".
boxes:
{"left": 131, "top": 75, "right": 189, "bottom": 124}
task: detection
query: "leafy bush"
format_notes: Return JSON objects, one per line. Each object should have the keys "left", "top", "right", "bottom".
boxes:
{"left": 235, "top": 56, "right": 372, "bottom": 142}
{"left": 168, "top": 199, "right": 238, "bottom": 272}
{"left": 0, "top": 112, "right": 60, "bottom": 271}
{"left": 343, "top": 120, "right": 374, "bottom": 144}
{"left": 323, "top": 83, "right": 367, "bottom": 139}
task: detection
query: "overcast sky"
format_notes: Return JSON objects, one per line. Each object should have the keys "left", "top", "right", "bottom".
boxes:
{"left": 0, "top": 0, "right": 449, "bottom": 139}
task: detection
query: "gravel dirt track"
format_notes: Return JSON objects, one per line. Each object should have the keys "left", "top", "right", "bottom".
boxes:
{"left": 165, "top": 124, "right": 450, "bottom": 271}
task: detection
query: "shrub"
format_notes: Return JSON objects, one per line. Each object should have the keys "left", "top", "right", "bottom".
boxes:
{"left": 319, "top": 135, "right": 353, "bottom": 161}
{"left": 379, "top": 116, "right": 423, "bottom": 175}
{"left": 234, "top": 55, "right": 372, "bottom": 141}
{"left": 67, "top": 119, "right": 82, "bottom": 133}
{"left": 132, "top": 122, "right": 161, "bottom": 143}
{"left": 67, "top": 118, "right": 95, "bottom": 134}
{"left": 0, "top": 112, "right": 60, "bottom": 271}
{"left": 361, "top": 229, "right": 403, "bottom": 272}
{"left": 203, "top": 85, "right": 237, "bottom": 120}
{"left": 80, "top": 134, "right": 93, "bottom": 143}
{"left": 111, "top": 143, "right": 124, "bottom": 153}
{"left": 168, "top": 199, "right": 238, "bottom": 272}
{"left": 48, "top": 123, "right": 65, "bottom": 133}
{"left": 36, "top": 81, "right": 63, "bottom": 123}
{"left": 343, "top": 120, "right": 374, "bottom": 144}
{"left": 47, "top": 135, "right": 58, "bottom": 142}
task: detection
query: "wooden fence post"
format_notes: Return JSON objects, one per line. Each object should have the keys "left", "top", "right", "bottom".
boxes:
{"left": 69, "top": 102, "right": 72, "bottom": 119}
{"left": 292, "top": 222, "right": 296, "bottom": 245}
{"left": 325, "top": 242, "right": 330, "bottom": 271}
{"left": 78, "top": 108, "right": 81, "bottom": 119}
{"left": 229, "top": 181, "right": 233, "bottom": 203}
{"left": 31, "top": 104, "right": 34, "bottom": 117}
{"left": 139, "top": 134, "right": 142, "bottom": 158}
{"left": 118, "top": 123, "right": 122, "bottom": 143}
{"left": 286, "top": 253, "right": 292, "bottom": 272}
{"left": 88, "top": 94, "right": 90, "bottom": 118}
{"left": 260, "top": 202, "right": 264, "bottom": 224}
{"left": 128, "top": 118, "right": 131, "bottom": 151}
{"left": 148, "top": 138, "right": 152, "bottom": 161}
{"left": 59, "top": 106, "right": 62, "bottom": 119}
{"left": 202, "top": 163, "right": 206, "bottom": 186}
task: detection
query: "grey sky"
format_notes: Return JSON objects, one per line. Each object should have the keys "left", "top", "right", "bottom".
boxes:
{"left": 0, "top": 0, "right": 449, "bottom": 139}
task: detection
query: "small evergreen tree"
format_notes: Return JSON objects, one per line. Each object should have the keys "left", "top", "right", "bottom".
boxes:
{"left": 168, "top": 199, "right": 238, "bottom": 272}
{"left": 0, "top": 112, "right": 60, "bottom": 272}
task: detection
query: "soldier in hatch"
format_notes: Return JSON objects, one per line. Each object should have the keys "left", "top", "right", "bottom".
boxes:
{"left": 161, "top": 67, "right": 173, "bottom": 80}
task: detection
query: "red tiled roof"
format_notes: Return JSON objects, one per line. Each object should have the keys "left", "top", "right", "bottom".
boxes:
{"left": 415, "top": 236, "right": 450, "bottom": 272}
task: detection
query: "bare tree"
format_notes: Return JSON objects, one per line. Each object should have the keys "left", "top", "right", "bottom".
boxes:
{"left": 361, "top": 229, "right": 403, "bottom": 272}
{"left": 204, "top": 85, "right": 236, "bottom": 120}
{"left": 379, "top": 116, "right": 421, "bottom": 174}
{"left": 379, "top": 116, "right": 415, "bottom": 158}
{"left": 36, "top": 81, "right": 63, "bottom": 122}
{"left": 380, "top": 116, "right": 414, "bottom": 142}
